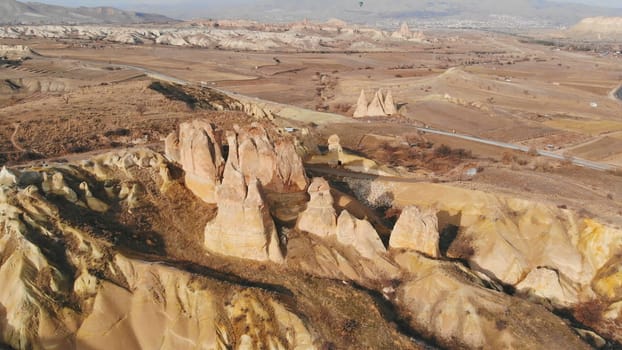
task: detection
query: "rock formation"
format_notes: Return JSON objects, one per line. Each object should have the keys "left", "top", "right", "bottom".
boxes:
{"left": 166, "top": 121, "right": 308, "bottom": 204}
{"left": 383, "top": 89, "right": 398, "bottom": 115}
{"left": 0, "top": 166, "right": 17, "bottom": 186}
{"left": 0, "top": 167, "right": 313, "bottom": 349}
{"left": 41, "top": 171, "right": 79, "bottom": 203}
{"left": 2, "top": 119, "right": 620, "bottom": 349}
{"left": 296, "top": 177, "right": 336, "bottom": 237}
{"left": 236, "top": 123, "right": 307, "bottom": 193}
{"left": 391, "top": 22, "right": 413, "bottom": 39}
{"left": 389, "top": 206, "right": 440, "bottom": 258}
{"left": 296, "top": 177, "right": 387, "bottom": 260}
{"left": 516, "top": 267, "right": 579, "bottom": 307}
{"left": 367, "top": 89, "right": 387, "bottom": 116}
{"left": 390, "top": 22, "right": 427, "bottom": 42}
{"left": 203, "top": 130, "right": 283, "bottom": 263}
{"left": 394, "top": 252, "right": 592, "bottom": 350}
{"left": 352, "top": 89, "right": 398, "bottom": 118}
{"left": 336, "top": 210, "right": 386, "bottom": 259}
{"left": 0, "top": 23, "right": 414, "bottom": 52}
{"left": 326, "top": 134, "right": 343, "bottom": 165}
{"left": 353, "top": 89, "right": 368, "bottom": 118}
{"left": 165, "top": 120, "right": 225, "bottom": 203}
{"left": 0, "top": 44, "right": 34, "bottom": 60}
{"left": 375, "top": 179, "right": 622, "bottom": 340}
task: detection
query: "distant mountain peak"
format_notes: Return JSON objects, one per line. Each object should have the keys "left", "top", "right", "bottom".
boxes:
{"left": 0, "top": 0, "right": 176, "bottom": 25}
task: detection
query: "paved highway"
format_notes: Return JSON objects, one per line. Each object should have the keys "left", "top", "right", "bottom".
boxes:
{"left": 417, "top": 128, "right": 615, "bottom": 172}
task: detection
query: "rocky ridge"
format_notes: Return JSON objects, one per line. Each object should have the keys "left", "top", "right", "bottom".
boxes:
{"left": 0, "top": 0, "right": 173, "bottom": 25}
{"left": 0, "top": 21, "right": 429, "bottom": 52}
{"left": 1, "top": 119, "right": 621, "bottom": 348}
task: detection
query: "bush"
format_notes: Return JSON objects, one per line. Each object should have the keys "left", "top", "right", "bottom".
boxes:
{"left": 136, "top": 102, "right": 147, "bottom": 116}
{"left": 434, "top": 144, "right": 452, "bottom": 157}
{"left": 104, "top": 128, "right": 130, "bottom": 137}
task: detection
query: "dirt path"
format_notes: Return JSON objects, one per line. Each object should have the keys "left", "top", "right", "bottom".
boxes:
{"left": 10, "top": 122, "right": 25, "bottom": 152}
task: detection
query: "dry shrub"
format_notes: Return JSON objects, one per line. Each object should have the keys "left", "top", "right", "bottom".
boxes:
{"left": 517, "top": 158, "right": 528, "bottom": 166}
{"left": 534, "top": 160, "right": 553, "bottom": 172}
{"left": 332, "top": 103, "right": 351, "bottom": 113}
{"left": 574, "top": 300, "right": 605, "bottom": 325}
{"left": 136, "top": 102, "right": 147, "bottom": 116}
{"left": 401, "top": 132, "right": 422, "bottom": 145}
{"left": 434, "top": 144, "right": 472, "bottom": 159}
{"left": 501, "top": 151, "right": 516, "bottom": 164}
{"left": 434, "top": 144, "right": 452, "bottom": 157}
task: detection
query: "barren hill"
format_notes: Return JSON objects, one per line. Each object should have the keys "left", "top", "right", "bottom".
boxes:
{"left": 0, "top": 0, "right": 174, "bottom": 25}
{"left": 568, "top": 16, "right": 622, "bottom": 39}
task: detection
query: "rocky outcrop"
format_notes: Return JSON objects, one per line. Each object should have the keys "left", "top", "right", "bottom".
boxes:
{"left": 377, "top": 179, "right": 622, "bottom": 326}
{"left": 0, "top": 148, "right": 326, "bottom": 350}
{"left": 0, "top": 44, "right": 34, "bottom": 60}
{"left": 0, "top": 22, "right": 414, "bottom": 53}
{"left": 327, "top": 134, "right": 343, "bottom": 165}
{"left": 0, "top": 166, "right": 17, "bottom": 186}
{"left": 236, "top": 124, "right": 307, "bottom": 193}
{"left": 274, "top": 138, "right": 308, "bottom": 191}
{"left": 296, "top": 177, "right": 387, "bottom": 260}
{"left": 165, "top": 121, "right": 309, "bottom": 262}
{"left": 0, "top": 144, "right": 607, "bottom": 349}
{"left": 391, "top": 23, "right": 413, "bottom": 39}
{"left": 336, "top": 210, "right": 386, "bottom": 259}
{"left": 367, "top": 90, "right": 386, "bottom": 117}
{"left": 165, "top": 120, "right": 225, "bottom": 203}
{"left": 204, "top": 131, "right": 283, "bottom": 263}
{"left": 296, "top": 177, "right": 336, "bottom": 238}
{"left": 394, "top": 252, "right": 592, "bottom": 350}
{"left": 166, "top": 121, "right": 307, "bottom": 204}
{"left": 391, "top": 23, "right": 427, "bottom": 42}
{"left": 155, "top": 33, "right": 189, "bottom": 46}
{"left": 383, "top": 89, "right": 398, "bottom": 115}
{"left": 516, "top": 267, "right": 579, "bottom": 307}
{"left": 353, "top": 89, "right": 368, "bottom": 118}
{"left": 353, "top": 89, "right": 398, "bottom": 117}
{"left": 389, "top": 206, "right": 440, "bottom": 258}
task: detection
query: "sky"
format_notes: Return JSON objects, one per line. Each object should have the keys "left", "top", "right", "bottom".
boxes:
{"left": 29, "top": 0, "right": 622, "bottom": 7}
{"left": 24, "top": 0, "right": 622, "bottom": 19}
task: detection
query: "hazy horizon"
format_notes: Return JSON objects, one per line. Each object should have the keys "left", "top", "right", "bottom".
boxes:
{"left": 26, "top": 0, "right": 622, "bottom": 18}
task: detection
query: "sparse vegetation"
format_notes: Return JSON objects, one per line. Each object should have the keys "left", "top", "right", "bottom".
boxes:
{"left": 136, "top": 102, "right": 147, "bottom": 116}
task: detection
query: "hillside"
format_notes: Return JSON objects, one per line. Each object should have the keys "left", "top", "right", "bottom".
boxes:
{"left": 568, "top": 16, "right": 622, "bottom": 40}
{"left": 0, "top": 0, "right": 174, "bottom": 25}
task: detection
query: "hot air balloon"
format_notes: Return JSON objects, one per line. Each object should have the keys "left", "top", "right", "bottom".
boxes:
{"left": 359, "top": 1, "right": 364, "bottom": 7}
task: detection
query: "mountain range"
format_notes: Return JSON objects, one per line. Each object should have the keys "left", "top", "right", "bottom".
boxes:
{"left": 0, "top": 0, "right": 174, "bottom": 24}
{"left": 211, "top": 0, "right": 622, "bottom": 25}
{"left": 2, "top": 0, "right": 622, "bottom": 27}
